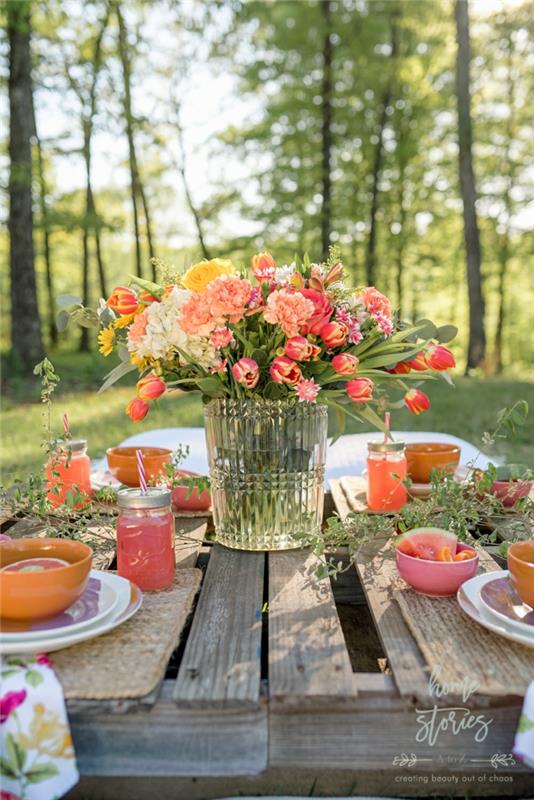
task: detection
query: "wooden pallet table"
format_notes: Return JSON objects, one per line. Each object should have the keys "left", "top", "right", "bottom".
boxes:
{"left": 2, "top": 505, "right": 533, "bottom": 799}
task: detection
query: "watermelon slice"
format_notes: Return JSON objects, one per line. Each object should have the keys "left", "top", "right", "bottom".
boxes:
{"left": 0, "top": 557, "right": 69, "bottom": 573}
{"left": 395, "top": 527, "right": 458, "bottom": 560}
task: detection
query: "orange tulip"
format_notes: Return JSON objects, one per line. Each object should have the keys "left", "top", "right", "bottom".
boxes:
{"left": 346, "top": 377, "right": 374, "bottom": 403}
{"left": 232, "top": 358, "right": 260, "bottom": 389}
{"left": 387, "top": 361, "right": 411, "bottom": 374}
{"left": 126, "top": 397, "right": 149, "bottom": 422}
{"left": 251, "top": 252, "right": 276, "bottom": 282}
{"left": 107, "top": 286, "right": 139, "bottom": 316}
{"left": 405, "top": 352, "right": 428, "bottom": 371}
{"left": 320, "top": 321, "right": 349, "bottom": 348}
{"left": 284, "top": 336, "right": 320, "bottom": 361}
{"left": 331, "top": 353, "right": 359, "bottom": 376}
{"left": 269, "top": 356, "right": 302, "bottom": 386}
{"left": 404, "top": 388, "right": 430, "bottom": 415}
{"left": 137, "top": 374, "right": 166, "bottom": 402}
{"left": 424, "top": 344, "right": 455, "bottom": 371}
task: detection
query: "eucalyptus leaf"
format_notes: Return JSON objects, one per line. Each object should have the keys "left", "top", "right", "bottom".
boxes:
{"left": 251, "top": 348, "right": 268, "bottom": 365}
{"left": 435, "top": 324, "right": 458, "bottom": 343}
{"left": 264, "top": 381, "right": 286, "bottom": 400}
{"left": 55, "top": 310, "right": 70, "bottom": 332}
{"left": 56, "top": 294, "right": 82, "bottom": 307}
{"left": 98, "top": 361, "right": 137, "bottom": 393}
{"left": 414, "top": 318, "right": 437, "bottom": 339}
{"left": 196, "top": 376, "right": 226, "bottom": 394}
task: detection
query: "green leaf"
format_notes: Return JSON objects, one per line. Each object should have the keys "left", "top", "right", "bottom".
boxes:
{"left": 250, "top": 348, "right": 268, "bottom": 365}
{"left": 435, "top": 324, "right": 458, "bottom": 343}
{"left": 6, "top": 732, "right": 26, "bottom": 771}
{"left": 196, "top": 377, "right": 226, "bottom": 394}
{"left": 127, "top": 274, "right": 164, "bottom": 298}
{"left": 25, "top": 668, "right": 43, "bottom": 687}
{"left": 98, "top": 361, "right": 137, "bottom": 393}
{"left": 517, "top": 713, "right": 534, "bottom": 733}
{"left": 24, "top": 763, "right": 60, "bottom": 784}
{"left": 56, "top": 294, "right": 82, "bottom": 307}
{"left": 263, "top": 381, "right": 286, "bottom": 400}
{"left": 356, "top": 404, "right": 389, "bottom": 434}
{"left": 0, "top": 756, "right": 18, "bottom": 779}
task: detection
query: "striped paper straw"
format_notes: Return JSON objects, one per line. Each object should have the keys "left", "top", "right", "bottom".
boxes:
{"left": 384, "top": 411, "right": 391, "bottom": 442}
{"left": 63, "top": 413, "right": 69, "bottom": 436}
{"left": 136, "top": 449, "right": 147, "bottom": 494}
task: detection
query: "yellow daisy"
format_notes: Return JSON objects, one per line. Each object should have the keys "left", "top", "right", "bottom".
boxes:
{"left": 114, "top": 313, "right": 136, "bottom": 329}
{"left": 98, "top": 325, "right": 115, "bottom": 357}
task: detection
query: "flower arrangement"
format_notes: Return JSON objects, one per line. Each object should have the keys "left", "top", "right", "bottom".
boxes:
{"left": 93, "top": 249, "right": 457, "bottom": 434}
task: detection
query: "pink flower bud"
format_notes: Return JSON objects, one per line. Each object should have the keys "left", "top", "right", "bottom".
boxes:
{"left": 232, "top": 358, "right": 260, "bottom": 389}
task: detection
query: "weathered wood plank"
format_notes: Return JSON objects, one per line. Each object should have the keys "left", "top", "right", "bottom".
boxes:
{"left": 173, "top": 545, "right": 264, "bottom": 707}
{"left": 268, "top": 549, "right": 355, "bottom": 705}
{"left": 355, "top": 536, "right": 430, "bottom": 702}
{"left": 69, "top": 682, "right": 267, "bottom": 777}
{"left": 269, "top": 700, "right": 524, "bottom": 771}
{"left": 174, "top": 519, "right": 207, "bottom": 568}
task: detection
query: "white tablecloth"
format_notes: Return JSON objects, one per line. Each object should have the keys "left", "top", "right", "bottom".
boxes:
{"left": 93, "top": 428, "right": 496, "bottom": 485}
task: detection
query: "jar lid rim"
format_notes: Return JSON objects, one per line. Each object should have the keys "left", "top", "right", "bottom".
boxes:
{"left": 367, "top": 440, "right": 406, "bottom": 452}
{"left": 52, "top": 438, "right": 87, "bottom": 452}
{"left": 117, "top": 487, "right": 172, "bottom": 509}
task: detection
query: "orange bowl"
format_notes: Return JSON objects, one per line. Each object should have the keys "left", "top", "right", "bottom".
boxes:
{"left": 405, "top": 443, "right": 461, "bottom": 484}
{"left": 106, "top": 446, "right": 172, "bottom": 487}
{"left": 507, "top": 540, "right": 534, "bottom": 608}
{"left": 0, "top": 538, "right": 92, "bottom": 621}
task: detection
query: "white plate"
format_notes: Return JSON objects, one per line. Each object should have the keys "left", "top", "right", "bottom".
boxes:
{"left": 91, "top": 469, "right": 122, "bottom": 491}
{"left": 457, "top": 571, "right": 534, "bottom": 649}
{"left": 478, "top": 570, "right": 534, "bottom": 637}
{"left": 0, "top": 572, "right": 142, "bottom": 655}
{"left": 1, "top": 571, "right": 118, "bottom": 641}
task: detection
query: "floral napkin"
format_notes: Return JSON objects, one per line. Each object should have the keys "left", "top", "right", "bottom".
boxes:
{"left": 514, "top": 680, "right": 534, "bottom": 769}
{"left": 0, "top": 655, "right": 78, "bottom": 800}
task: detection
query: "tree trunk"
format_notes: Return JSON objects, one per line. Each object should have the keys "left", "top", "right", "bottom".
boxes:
{"left": 31, "top": 99, "right": 56, "bottom": 345}
{"left": 7, "top": 0, "right": 43, "bottom": 370}
{"left": 493, "top": 236, "right": 508, "bottom": 374}
{"left": 365, "top": 14, "right": 398, "bottom": 287}
{"left": 454, "top": 0, "right": 485, "bottom": 372}
{"left": 395, "top": 162, "right": 406, "bottom": 315}
{"left": 80, "top": 134, "right": 92, "bottom": 352}
{"left": 139, "top": 181, "right": 157, "bottom": 280}
{"left": 116, "top": 2, "right": 143, "bottom": 278}
{"left": 320, "top": 0, "right": 333, "bottom": 258}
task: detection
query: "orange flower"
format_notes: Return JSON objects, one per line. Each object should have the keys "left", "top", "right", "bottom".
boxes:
{"left": 404, "top": 388, "right": 430, "bottom": 415}
{"left": 137, "top": 373, "right": 166, "bottom": 402}
{"left": 424, "top": 344, "right": 455, "bottom": 371}
{"left": 346, "top": 377, "right": 374, "bottom": 403}
{"left": 405, "top": 352, "right": 428, "bottom": 371}
{"left": 264, "top": 289, "right": 315, "bottom": 338}
{"left": 331, "top": 353, "right": 359, "bottom": 375}
{"left": 359, "top": 286, "right": 392, "bottom": 320}
{"left": 320, "top": 321, "right": 349, "bottom": 348}
{"left": 126, "top": 397, "right": 149, "bottom": 421}
{"left": 107, "top": 286, "right": 139, "bottom": 316}
{"left": 251, "top": 252, "right": 276, "bottom": 282}
{"left": 284, "top": 336, "right": 320, "bottom": 361}
{"left": 232, "top": 358, "right": 259, "bottom": 389}
{"left": 387, "top": 361, "right": 411, "bottom": 374}
{"left": 269, "top": 356, "right": 302, "bottom": 385}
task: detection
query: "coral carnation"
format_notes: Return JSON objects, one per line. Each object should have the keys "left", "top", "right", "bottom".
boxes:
{"left": 264, "top": 289, "right": 314, "bottom": 338}
{"left": 206, "top": 275, "right": 251, "bottom": 324}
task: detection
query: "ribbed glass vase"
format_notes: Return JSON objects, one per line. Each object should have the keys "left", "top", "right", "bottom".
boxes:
{"left": 204, "top": 398, "right": 328, "bottom": 551}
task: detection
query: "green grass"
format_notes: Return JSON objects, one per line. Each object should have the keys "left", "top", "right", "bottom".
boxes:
{"left": 1, "top": 351, "right": 533, "bottom": 483}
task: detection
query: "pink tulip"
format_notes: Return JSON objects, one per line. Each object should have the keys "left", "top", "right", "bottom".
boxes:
{"left": 232, "top": 358, "right": 260, "bottom": 389}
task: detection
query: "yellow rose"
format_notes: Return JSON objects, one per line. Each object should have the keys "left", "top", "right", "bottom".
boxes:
{"left": 182, "top": 258, "right": 235, "bottom": 292}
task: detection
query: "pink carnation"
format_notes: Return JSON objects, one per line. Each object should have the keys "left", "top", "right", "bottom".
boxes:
{"left": 335, "top": 309, "right": 363, "bottom": 344}
{"left": 359, "top": 287, "right": 392, "bottom": 320}
{"left": 295, "top": 378, "right": 320, "bottom": 403}
{"left": 374, "top": 312, "right": 394, "bottom": 337}
{"left": 206, "top": 275, "right": 251, "bottom": 324}
{"left": 263, "top": 289, "right": 314, "bottom": 338}
{"left": 180, "top": 292, "right": 217, "bottom": 336}
{"left": 210, "top": 327, "right": 234, "bottom": 348}
{"left": 128, "top": 309, "right": 149, "bottom": 344}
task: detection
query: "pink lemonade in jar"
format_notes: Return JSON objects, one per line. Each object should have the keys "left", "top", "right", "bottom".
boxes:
{"left": 116, "top": 488, "right": 175, "bottom": 592}
{"left": 366, "top": 441, "right": 407, "bottom": 512}
{"left": 46, "top": 439, "right": 91, "bottom": 508}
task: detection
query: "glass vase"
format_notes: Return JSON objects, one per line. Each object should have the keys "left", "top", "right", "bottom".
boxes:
{"left": 204, "top": 398, "right": 328, "bottom": 551}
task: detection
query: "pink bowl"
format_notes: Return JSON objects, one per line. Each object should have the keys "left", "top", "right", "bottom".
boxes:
{"left": 395, "top": 542, "right": 479, "bottom": 597}
{"left": 491, "top": 480, "right": 532, "bottom": 507}
{"left": 170, "top": 470, "right": 211, "bottom": 512}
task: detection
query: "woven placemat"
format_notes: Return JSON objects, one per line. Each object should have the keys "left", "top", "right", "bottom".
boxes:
{"left": 395, "top": 588, "right": 534, "bottom": 696}
{"left": 52, "top": 567, "right": 202, "bottom": 700}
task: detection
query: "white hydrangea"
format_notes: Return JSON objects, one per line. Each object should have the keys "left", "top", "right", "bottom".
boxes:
{"left": 128, "top": 287, "right": 219, "bottom": 369}
{"left": 274, "top": 262, "right": 296, "bottom": 285}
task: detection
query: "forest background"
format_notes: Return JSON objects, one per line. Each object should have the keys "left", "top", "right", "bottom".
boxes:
{"left": 1, "top": 0, "right": 533, "bottom": 479}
